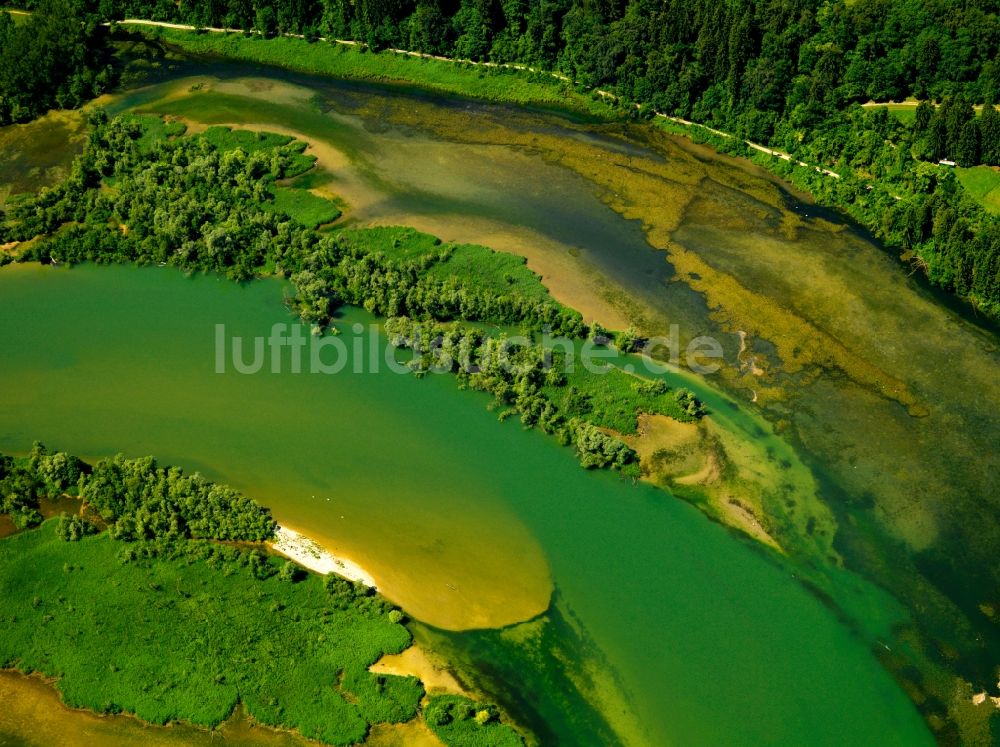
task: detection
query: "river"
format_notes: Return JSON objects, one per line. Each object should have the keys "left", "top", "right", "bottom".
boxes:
{"left": 0, "top": 51, "right": 997, "bottom": 744}
{"left": 0, "top": 263, "right": 930, "bottom": 745}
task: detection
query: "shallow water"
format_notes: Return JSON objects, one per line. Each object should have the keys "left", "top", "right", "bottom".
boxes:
{"left": 104, "top": 66, "right": 1000, "bottom": 711}
{"left": 0, "top": 109, "right": 87, "bottom": 209}
{"left": 110, "top": 71, "right": 720, "bottom": 338}
{"left": 0, "top": 671, "right": 311, "bottom": 747}
{"left": 0, "top": 263, "right": 931, "bottom": 745}
{"left": 0, "top": 53, "right": 997, "bottom": 741}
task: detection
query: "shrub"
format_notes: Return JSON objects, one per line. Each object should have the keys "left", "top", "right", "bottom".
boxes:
{"left": 55, "top": 513, "right": 94, "bottom": 542}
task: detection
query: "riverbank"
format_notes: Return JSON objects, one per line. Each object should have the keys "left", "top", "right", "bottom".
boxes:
{"left": 111, "top": 27, "right": 833, "bottom": 194}
{"left": 0, "top": 522, "right": 517, "bottom": 746}
{"left": 270, "top": 524, "right": 378, "bottom": 588}
{"left": 0, "top": 521, "right": 420, "bottom": 743}
{"left": 0, "top": 444, "right": 529, "bottom": 746}
{"left": 121, "top": 21, "right": 998, "bottom": 325}
{"left": 125, "top": 24, "right": 605, "bottom": 115}
{"left": 3, "top": 60, "right": 980, "bottom": 744}
{"left": 0, "top": 670, "right": 315, "bottom": 746}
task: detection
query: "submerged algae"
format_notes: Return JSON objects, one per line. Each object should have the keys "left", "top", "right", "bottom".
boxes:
{"left": 3, "top": 55, "right": 993, "bottom": 739}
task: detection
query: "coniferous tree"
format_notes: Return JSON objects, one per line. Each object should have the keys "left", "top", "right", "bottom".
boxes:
{"left": 957, "top": 119, "right": 982, "bottom": 167}
{"left": 913, "top": 100, "right": 934, "bottom": 135}
{"left": 945, "top": 95, "right": 975, "bottom": 158}
{"left": 980, "top": 105, "right": 1000, "bottom": 166}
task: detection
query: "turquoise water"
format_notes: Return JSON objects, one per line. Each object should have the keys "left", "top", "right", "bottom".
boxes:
{"left": 0, "top": 263, "right": 931, "bottom": 745}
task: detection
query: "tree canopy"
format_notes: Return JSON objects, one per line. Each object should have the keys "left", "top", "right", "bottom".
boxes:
{"left": 0, "top": 0, "right": 112, "bottom": 125}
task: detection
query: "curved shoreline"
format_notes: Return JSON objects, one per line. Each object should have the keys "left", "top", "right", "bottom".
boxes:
{"left": 0, "top": 52, "right": 971, "bottom": 737}
{"left": 269, "top": 524, "right": 378, "bottom": 588}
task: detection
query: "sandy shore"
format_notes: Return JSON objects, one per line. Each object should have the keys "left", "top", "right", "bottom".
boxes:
{"left": 370, "top": 645, "right": 469, "bottom": 698}
{"left": 971, "top": 691, "right": 1000, "bottom": 708}
{"left": 269, "top": 525, "right": 377, "bottom": 588}
{"left": 173, "top": 113, "right": 639, "bottom": 331}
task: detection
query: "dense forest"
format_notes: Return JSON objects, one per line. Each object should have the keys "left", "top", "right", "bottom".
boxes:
{"left": 74, "top": 0, "right": 1000, "bottom": 136}
{"left": 1, "top": 441, "right": 275, "bottom": 540}
{"left": 0, "top": 0, "right": 112, "bottom": 125}
{"left": 7, "top": 0, "right": 999, "bottom": 149}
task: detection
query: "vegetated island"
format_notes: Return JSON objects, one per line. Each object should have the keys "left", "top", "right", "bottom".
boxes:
{"left": 0, "top": 442, "right": 526, "bottom": 746}
{"left": 0, "top": 112, "right": 714, "bottom": 485}
{"left": 3, "top": 113, "right": 792, "bottom": 560}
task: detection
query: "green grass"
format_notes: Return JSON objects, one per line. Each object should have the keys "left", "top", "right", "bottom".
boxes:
{"left": 117, "top": 113, "right": 187, "bottom": 152}
{"left": 544, "top": 350, "right": 691, "bottom": 433}
{"left": 341, "top": 226, "right": 445, "bottom": 260}
{"left": 424, "top": 695, "right": 524, "bottom": 747}
{"left": 128, "top": 27, "right": 610, "bottom": 115}
{"left": 340, "top": 226, "right": 555, "bottom": 305}
{"left": 0, "top": 522, "right": 421, "bottom": 745}
{"left": 428, "top": 244, "right": 553, "bottom": 303}
{"left": 3, "top": 9, "right": 28, "bottom": 25}
{"left": 877, "top": 104, "right": 917, "bottom": 125}
{"left": 957, "top": 165, "right": 1000, "bottom": 214}
{"left": 267, "top": 186, "right": 341, "bottom": 228}
{"left": 199, "top": 125, "right": 294, "bottom": 152}
{"left": 199, "top": 126, "right": 316, "bottom": 176}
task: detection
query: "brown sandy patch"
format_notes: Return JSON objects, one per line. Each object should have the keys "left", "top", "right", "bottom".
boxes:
{"left": 370, "top": 644, "right": 469, "bottom": 697}
{"left": 720, "top": 498, "right": 781, "bottom": 551}
{"left": 620, "top": 414, "right": 784, "bottom": 550}
{"left": 621, "top": 414, "right": 703, "bottom": 475}
{"left": 365, "top": 720, "right": 444, "bottom": 746}
{"left": 177, "top": 119, "right": 639, "bottom": 328}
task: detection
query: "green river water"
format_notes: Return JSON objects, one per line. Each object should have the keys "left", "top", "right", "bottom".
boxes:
{"left": 1, "top": 51, "right": 998, "bottom": 745}
{"left": 0, "top": 263, "right": 928, "bottom": 745}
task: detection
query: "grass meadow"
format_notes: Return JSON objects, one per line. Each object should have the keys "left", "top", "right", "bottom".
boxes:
{"left": 0, "top": 521, "right": 422, "bottom": 745}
